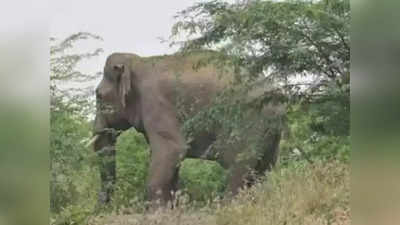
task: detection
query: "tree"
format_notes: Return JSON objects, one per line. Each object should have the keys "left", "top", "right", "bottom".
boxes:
{"left": 171, "top": 0, "right": 350, "bottom": 163}
{"left": 172, "top": 0, "right": 349, "bottom": 90}
{"left": 50, "top": 32, "right": 103, "bottom": 116}
{"left": 50, "top": 32, "right": 103, "bottom": 217}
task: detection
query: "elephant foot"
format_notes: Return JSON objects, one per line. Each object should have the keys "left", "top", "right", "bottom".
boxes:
{"left": 94, "top": 192, "right": 112, "bottom": 213}
{"left": 97, "top": 190, "right": 111, "bottom": 205}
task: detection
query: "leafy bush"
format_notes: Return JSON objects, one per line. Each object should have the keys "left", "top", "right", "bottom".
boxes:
{"left": 50, "top": 32, "right": 103, "bottom": 224}
{"left": 113, "top": 130, "right": 150, "bottom": 208}
{"left": 50, "top": 107, "right": 99, "bottom": 225}
{"left": 280, "top": 81, "right": 350, "bottom": 165}
{"left": 50, "top": 108, "right": 97, "bottom": 213}
{"left": 180, "top": 159, "right": 227, "bottom": 203}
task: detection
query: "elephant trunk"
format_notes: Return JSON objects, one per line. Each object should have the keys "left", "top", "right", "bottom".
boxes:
{"left": 93, "top": 112, "right": 108, "bottom": 134}
{"left": 92, "top": 113, "right": 118, "bottom": 205}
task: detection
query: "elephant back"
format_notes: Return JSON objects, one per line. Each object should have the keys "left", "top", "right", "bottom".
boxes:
{"left": 139, "top": 51, "right": 234, "bottom": 121}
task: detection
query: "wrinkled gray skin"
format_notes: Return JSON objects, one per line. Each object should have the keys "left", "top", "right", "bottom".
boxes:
{"left": 93, "top": 52, "right": 283, "bottom": 207}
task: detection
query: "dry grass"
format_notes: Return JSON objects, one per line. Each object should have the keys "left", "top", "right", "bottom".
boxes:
{"left": 215, "top": 161, "right": 350, "bottom": 225}
{"left": 89, "top": 161, "right": 349, "bottom": 225}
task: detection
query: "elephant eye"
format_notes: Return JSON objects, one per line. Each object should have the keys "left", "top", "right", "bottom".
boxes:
{"left": 113, "top": 64, "right": 124, "bottom": 72}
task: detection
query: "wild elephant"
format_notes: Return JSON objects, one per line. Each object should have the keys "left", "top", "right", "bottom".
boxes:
{"left": 91, "top": 51, "right": 285, "bottom": 207}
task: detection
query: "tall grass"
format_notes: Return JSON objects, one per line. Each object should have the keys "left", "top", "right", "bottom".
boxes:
{"left": 89, "top": 161, "right": 349, "bottom": 225}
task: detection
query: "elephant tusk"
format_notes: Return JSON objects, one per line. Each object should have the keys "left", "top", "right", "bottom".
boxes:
{"left": 85, "top": 135, "right": 99, "bottom": 148}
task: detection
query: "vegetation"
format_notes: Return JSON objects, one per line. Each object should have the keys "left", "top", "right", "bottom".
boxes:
{"left": 88, "top": 161, "right": 349, "bottom": 225}
{"left": 50, "top": 0, "right": 350, "bottom": 224}
{"left": 171, "top": 0, "right": 350, "bottom": 164}
{"left": 50, "top": 32, "right": 103, "bottom": 224}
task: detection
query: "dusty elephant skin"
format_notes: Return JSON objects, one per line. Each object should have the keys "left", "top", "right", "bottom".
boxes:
{"left": 92, "top": 51, "right": 284, "bottom": 208}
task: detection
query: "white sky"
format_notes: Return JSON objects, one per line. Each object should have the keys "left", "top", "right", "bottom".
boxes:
{"left": 50, "top": 0, "right": 213, "bottom": 75}
{"left": 50, "top": 0, "right": 312, "bottom": 96}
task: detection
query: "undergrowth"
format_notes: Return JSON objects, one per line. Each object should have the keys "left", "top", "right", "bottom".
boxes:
{"left": 87, "top": 161, "right": 349, "bottom": 225}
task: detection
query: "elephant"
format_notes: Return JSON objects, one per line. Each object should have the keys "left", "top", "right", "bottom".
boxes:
{"left": 91, "top": 51, "right": 285, "bottom": 207}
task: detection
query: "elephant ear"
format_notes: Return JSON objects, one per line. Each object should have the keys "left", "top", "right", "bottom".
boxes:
{"left": 115, "top": 64, "right": 131, "bottom": 108}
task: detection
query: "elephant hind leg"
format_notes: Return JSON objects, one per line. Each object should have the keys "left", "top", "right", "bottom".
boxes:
{"left": 226, "top": 165, "right": 251, "bottom": 195}
{"left": 219, "top": 151, "right": 258, "bottom": 196}
{"left": 220, "top": 134, "right": 280, "bottom": 196}
{"left": 254, "top": 132, "right": 281, "bottom": 176}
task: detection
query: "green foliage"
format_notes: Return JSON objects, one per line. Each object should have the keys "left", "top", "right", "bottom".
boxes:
{"left": 280, "top": 90, "right": 350, "bottom": 165}
{"left": 172, "top": 0, "right": 350, "bottom": 165}
{"left": 172, "top": 0, "right": 349, "bottom": 80}
{"left": 50, "top": 107, "right": 100, "bottom": 225}
{"left": 308, "top": 77, "right": 350, "bottom": 137}
{"left": 180, "top": 159, "right": 227, "bottom": 203}
{"left": 113, "top": 130, "right": 150, "bottom": 208}
{"left": 50, "top": 109, "right": 93, "bottom": 212}
{"left": 50, "top": 33, "right": 103, "bottom": 224}
{"left": 51, "top": 203, "right": 95, "bottom": 225}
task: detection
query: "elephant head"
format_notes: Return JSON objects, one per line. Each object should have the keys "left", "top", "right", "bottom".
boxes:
{"left": 92, "top": 53, "right": 187, "bottom": 206}
{"left": 94, "top": 53, "right": 140, "bottom": 135}
{"left": 92, "top": 53, "right": 141, "bottom": 204}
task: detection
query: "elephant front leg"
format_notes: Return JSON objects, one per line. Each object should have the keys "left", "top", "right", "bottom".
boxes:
{"left": 93, "top": 132, "right": 118, "bottom": 205}
{"left": 145, "top": 128, "right": 186, "bottom": 208}
{"left": 147, "top": 149, "right": 182, "bottom": 208}
{"left": 141, "top": 97, "right": 187, "bottom": 208}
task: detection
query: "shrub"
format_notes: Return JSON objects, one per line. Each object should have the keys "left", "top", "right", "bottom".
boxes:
{"left": 179, "top": 159, "right": 227, "bottom": 203}
{"left": 113, "top": 130, "right": 150, "bottom": 209}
